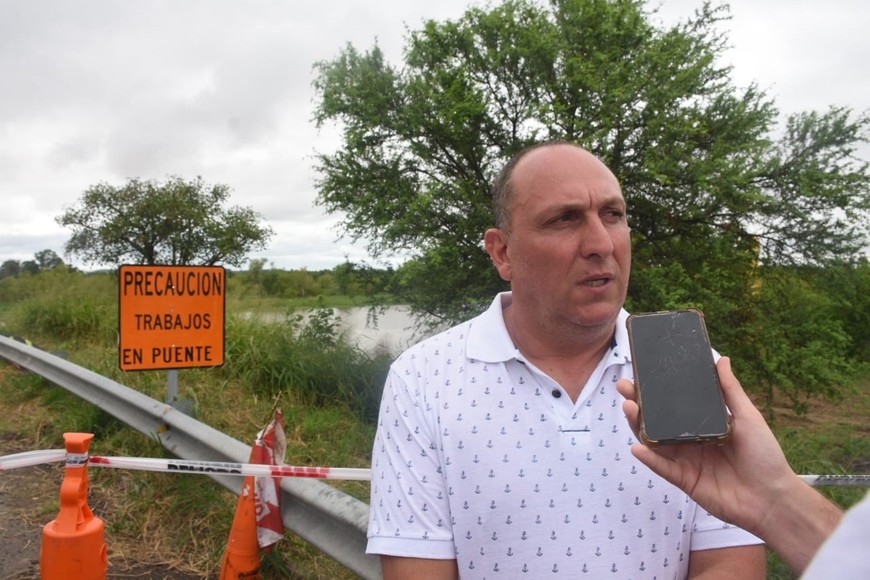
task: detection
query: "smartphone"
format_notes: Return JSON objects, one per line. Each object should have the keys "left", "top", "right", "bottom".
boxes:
{"left": 626, "top": 309, "right": 731, "bottom": 445}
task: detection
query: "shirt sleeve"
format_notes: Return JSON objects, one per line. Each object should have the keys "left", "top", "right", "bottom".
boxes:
{"left": 366, "top": 366, "right": 456, "bottom": 559}
{"left": 689, "top": 507, "right": 764, "bottom": 551}
{"left": 802, "top": 491, "right": 870, "bottom": 579}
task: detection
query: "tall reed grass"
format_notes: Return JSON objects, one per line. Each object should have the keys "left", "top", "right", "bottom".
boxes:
{"left": 0, "top": 268, "right": 117, "bottom": 344}
{"left": 1, "top": 270, "right": 391, "bottom": 424}
{"left": 223, "top": 307, "right": 391, "bottom": 424}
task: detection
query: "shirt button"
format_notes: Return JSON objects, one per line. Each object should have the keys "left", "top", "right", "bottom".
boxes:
{"left": 552, "top": 389, "right": 562, "bottom": 398}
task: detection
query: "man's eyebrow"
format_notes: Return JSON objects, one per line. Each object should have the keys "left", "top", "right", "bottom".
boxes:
{"left": 545, "top": 196, "right": 627, "bottom": 213}
{"left": 601, "top": 196, "right": 627, "bottom": 209}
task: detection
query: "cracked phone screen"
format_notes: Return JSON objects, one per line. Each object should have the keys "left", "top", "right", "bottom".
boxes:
{"left": 628, "top": 310, "right": 730, "bottom": 444}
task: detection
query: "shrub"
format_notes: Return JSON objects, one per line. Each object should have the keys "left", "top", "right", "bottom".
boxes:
{"left": 223, "top": 307, "right": 390, "bottom": 423}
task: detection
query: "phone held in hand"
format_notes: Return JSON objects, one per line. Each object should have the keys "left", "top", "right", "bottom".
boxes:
{"left": 626, "top": 309, "right": 731, "bottom": 446}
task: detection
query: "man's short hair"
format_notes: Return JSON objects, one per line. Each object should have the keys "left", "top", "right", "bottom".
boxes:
{"left": 491, "top": 140, "right": 578, "bottom": 232}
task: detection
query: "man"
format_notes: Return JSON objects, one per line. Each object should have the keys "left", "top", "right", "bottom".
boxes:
{"left": 618, "top": 356, "right": 868, "bottom": 578}
{"left": 367, "top": 142, "right": 766, "bottom": 578}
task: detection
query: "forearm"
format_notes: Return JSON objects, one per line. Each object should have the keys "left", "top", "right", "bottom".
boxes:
{"left": 752, "top": 477, "right": 843, "bottom": 574}
{"left": 381, "top": 556, "right": 458, "bottom": 580}
{"left": 688, "top": 545, "right": 766, "bottom": 579}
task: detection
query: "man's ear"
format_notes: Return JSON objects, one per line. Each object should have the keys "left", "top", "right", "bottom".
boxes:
{"left": 484, "top": 228, "right": 512, "bottom": 282}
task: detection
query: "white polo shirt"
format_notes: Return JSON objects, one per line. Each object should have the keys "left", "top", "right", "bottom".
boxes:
{"left": 368, "top": 293, "right": 761, "bottom": 578}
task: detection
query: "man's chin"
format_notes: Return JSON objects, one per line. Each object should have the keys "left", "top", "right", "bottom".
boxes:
{"left": 571, "top": 303, "right": 621, "bottom": 329}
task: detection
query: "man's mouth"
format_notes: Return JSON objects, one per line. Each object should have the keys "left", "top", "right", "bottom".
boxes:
{"left": 584, "top": 278, "right": 609, "bottom": 287}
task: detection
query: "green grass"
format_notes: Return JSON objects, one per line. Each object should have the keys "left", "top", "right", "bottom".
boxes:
{"left": 1, "top": 270, "right": 868, "bottom": 578}
{"left": 760, "top": 380, "right": 870, "bottom": 579}
{"left": 0, "top": 272, "right": 381, "bottom": 577}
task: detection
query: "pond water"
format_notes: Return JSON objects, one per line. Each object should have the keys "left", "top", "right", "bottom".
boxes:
{"left": 242, "top": 305, "right": 434, "bottom": 356}
{"left": 335, "top": 306, "right": 432, "bottom": 355}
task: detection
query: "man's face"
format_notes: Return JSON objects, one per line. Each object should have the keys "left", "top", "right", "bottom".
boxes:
{"left": 487, "top": 144, "right": 631, "bottom": 332}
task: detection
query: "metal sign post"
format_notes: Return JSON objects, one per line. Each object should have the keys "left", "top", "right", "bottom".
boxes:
{"left": 166, "top": 369, "right": 195, "bottom": 415}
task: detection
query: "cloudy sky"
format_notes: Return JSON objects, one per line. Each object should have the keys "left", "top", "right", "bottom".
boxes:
{"left": 2, "top": 0, "right": 867, "bottom": 271}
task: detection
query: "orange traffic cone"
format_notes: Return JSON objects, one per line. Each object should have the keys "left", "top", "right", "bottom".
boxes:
{"left": 41, "top": 433, "right": 108, "bottom": 580}
{"left": 219, "top": 475, "right": 262, "bottom": 579}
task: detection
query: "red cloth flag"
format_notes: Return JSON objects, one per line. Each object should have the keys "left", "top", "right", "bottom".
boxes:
{"left": 250, "top": 409, "right": 286, "bottom": 551}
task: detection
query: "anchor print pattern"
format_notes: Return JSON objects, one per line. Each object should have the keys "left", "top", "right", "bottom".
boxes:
{"left": 369, "top": 300, "right": 756, "bottom": 578}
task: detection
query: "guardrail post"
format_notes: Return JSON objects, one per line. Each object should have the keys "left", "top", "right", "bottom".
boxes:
{"left": 41, "top": 432, "right": 108, "bottom": 580}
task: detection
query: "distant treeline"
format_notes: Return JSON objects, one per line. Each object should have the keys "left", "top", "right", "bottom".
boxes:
{"left": 1, "top": 249, "right": 66, "bottom": 278}
{"left": 233, "top": 258, "right": 396, "bottom": 299}
{"left": 1, "top": 250, "right": 396, "bottom": 300}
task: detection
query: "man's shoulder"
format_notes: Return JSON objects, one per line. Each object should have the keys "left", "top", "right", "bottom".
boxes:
{"left": 395, "top": 317, "right": 475, "bottom": 363}
{"left": 394, "top": 296, "right": 504, "bottom": 363}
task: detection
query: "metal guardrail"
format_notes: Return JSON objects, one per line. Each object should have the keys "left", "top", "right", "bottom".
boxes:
{"left": 0, "top": 334, "right": 382, "bottom": 579}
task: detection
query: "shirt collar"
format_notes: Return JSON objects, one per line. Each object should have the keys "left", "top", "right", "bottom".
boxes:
{"left": 466, "top": 291, "right": 632, "bottom": 366}
{"left": 612, "top": 308, "right": 631, "bottom": 365}
{"left": 466, "top": 292, "right": 517, "bottom": 363}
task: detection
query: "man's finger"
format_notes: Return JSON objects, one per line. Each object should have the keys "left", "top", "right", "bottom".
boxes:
{"left": 622, "top": 399, "right": 641, "bottom": 438}
{"left": 616, "top": 378, "right": 636, "bottom": 401}
{"left": 630, "top": 443, "right": 684, "bottom": 486}
{"left": 716, "top": 357, "right": 756, "bottom": 416}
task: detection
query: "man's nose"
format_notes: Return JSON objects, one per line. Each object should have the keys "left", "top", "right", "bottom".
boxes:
{"left": 579, "top": 217, "right": 614, "bottom": 257}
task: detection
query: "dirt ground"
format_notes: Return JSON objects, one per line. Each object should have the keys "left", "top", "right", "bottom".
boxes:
{"left": 0, "top": 436, "right": 206, "bottom": 579}
{"left": 0, "top": 359, "right": 207, "bottom": 579}
{"left": 0, "top": 458, "right": 47, "bottom": 579}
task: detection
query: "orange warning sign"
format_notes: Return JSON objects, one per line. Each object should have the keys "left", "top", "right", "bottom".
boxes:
{"left": 119, "top": 265, "right": 225, "bottom": 371}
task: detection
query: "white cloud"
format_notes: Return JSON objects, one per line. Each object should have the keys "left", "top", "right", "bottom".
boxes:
{"left": 1, "top": 0, "right": 867, "bottom": 270}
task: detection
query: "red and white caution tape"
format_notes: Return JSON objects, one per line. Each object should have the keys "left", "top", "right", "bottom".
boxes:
{"left": 0, "top": 449, "right": 66, "bottom": 470}
{"left": 88, "top": 455, "right": 372, "bottom": 480}
{"left": 0, "top": 449, "right": 371, "bottom": 480}
{"left": 798, "top": 474, "right": 870, "bottom": 487}
{"left": 4, "top": 449, "right": 869, "bottom": 487}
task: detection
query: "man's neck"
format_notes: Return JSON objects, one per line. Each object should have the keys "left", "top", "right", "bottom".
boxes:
{"left": 503, "top": 304, "right": 615, "bottom": 402}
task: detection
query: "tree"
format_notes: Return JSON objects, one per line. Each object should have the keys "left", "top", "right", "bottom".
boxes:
{"left": 313, "top": 0, "right": 867, "bottom": 313}
{"left": 333, "top": 260, "right": 363, "bottom": 297}
{"left": 245, "top": 257, "right": 268, "bottom": 295}
{"left": 803, "top": 258, "right": 870, "bottom": 362}
{"left": 34, "top": 249, "right": 64, "bottom": 271}
{"left": 0, "top": 251, "right": 64, "bottom": 281}
{"left": 746, "top": 266, "right": 859, "bottom": 414}
{"left": 312, "top": 0, "right": 869, "bottom": 403}
{"left": 20, "top": 260, "right": 40, "bottom": 276}
{"left": 57, "top": 176, "right": 273, "bottom": 268}
{"left": 285, "top": 269, "right": 320, "bottom": 298}
{"left": 0, "top": 260, "right": 20, "bottom": 280}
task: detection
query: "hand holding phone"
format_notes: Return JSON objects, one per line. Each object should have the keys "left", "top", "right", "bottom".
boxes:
{"left": 626, "top": 309, "right": 731, "bottom": 445}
